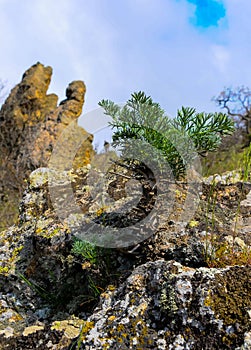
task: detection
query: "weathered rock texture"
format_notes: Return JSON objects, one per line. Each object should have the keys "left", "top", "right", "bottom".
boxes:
{"left": 0, "top": 166, "right": 251, "bottom": 349}
{"left": 0, "top": 63, "right": 94, "bottom": 230}
{"left": 79, "top": 260, "right": 251, "bottom": 349}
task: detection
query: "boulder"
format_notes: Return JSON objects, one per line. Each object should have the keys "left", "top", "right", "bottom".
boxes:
{"left": 78, "top": 260, "right": 251, "bottom": 349}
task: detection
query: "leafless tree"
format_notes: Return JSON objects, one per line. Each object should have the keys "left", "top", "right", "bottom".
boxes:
{"left": 213, "top": 86, "right": 251, "bottom": 137}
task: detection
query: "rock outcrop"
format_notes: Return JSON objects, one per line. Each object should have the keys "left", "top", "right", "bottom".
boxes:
{"left": 0, "top": 165, "right": 251, "bottom": 349}
{"left": 0, "top": 63, "right": 94, "bottom": 230}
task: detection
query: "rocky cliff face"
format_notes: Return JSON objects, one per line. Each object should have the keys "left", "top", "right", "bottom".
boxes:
{"left": 0, "top": 63, "right": 94, "bottom": 230}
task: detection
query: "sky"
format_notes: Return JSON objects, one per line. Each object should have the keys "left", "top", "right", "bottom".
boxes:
{"left": 0, "top": 0, "right": 250, "bottom": 142}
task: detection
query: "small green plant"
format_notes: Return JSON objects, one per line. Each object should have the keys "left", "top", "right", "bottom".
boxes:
{"left": 99, "top": 91, "right": 235, "bottom": 180}
{"left": 18, "top": 273, "right": 55, "bottom": 302}
{"left": 76, "top": 274, "right": 103, "bottom": 307}
{"left": 71, "top": 239, "right": 98, "bottom": 265}
{"left": 87, "top": 274, "right": 102, "bottom": 297}
{"left": 69, "top": 322, "right": 94, "bottom": 350}
{"left": 75, "top": 325, "right": 84, "bottom": 350}
{"left": 71, "top": 239, "right": 114, "bottom": 306}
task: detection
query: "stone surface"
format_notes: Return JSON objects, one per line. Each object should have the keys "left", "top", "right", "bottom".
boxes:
{"left": 0, "top": 165, "right": 251, "bottom": 349}
{"left": 0, "top": 167, "right": 133, "bottom": 348}
{"left": 78, "top": 260, "right": 251, "bottom": 349}
{"left": 0, "top": 63, "right": 94, "bottom": 230}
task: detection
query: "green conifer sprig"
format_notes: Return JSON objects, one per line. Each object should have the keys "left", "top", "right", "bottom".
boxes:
{"left": 99, "top": 92, "right": 235, "bottom": 180}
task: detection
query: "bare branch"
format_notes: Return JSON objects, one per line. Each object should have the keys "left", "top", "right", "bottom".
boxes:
{"left": 213, "top": 86, "right": 251, "bottom": 135}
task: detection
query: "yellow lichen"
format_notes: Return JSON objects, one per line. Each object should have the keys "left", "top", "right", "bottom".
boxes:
{"left": 107, "top": 285, "right": 116, "bottom": 291}
{"left": 0, "top": 244, "right": 24, "bottom": 275}
{"left": 0, "top": 266, "right": 9, "bottom": 275}
{"left": 117, "top": 324, "right": 125, "bottom": 332}
{"left": 189, "top": 220, "right": 199, "bottom": 228}
{"left": 108, "top": 315, "right": 116, "bottom": 322}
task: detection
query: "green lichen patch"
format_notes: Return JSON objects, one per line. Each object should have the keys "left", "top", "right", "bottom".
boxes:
{"left": 204, "top": 266, "right": 251, "bottom": 328}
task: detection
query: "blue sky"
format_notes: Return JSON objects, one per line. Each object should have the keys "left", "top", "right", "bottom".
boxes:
{"left": 0, "top": 0, "right": 250, "bottom": 138}
{"left": 186, "top": 0, "right": 226, "bottom": 27}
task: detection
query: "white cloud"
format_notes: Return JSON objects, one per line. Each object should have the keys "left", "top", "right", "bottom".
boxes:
{"left": 211, "top": 45, "right": 230, "bottom": 75}
{"left": 0, "top": 0, "right": 251, "bottom": 132}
